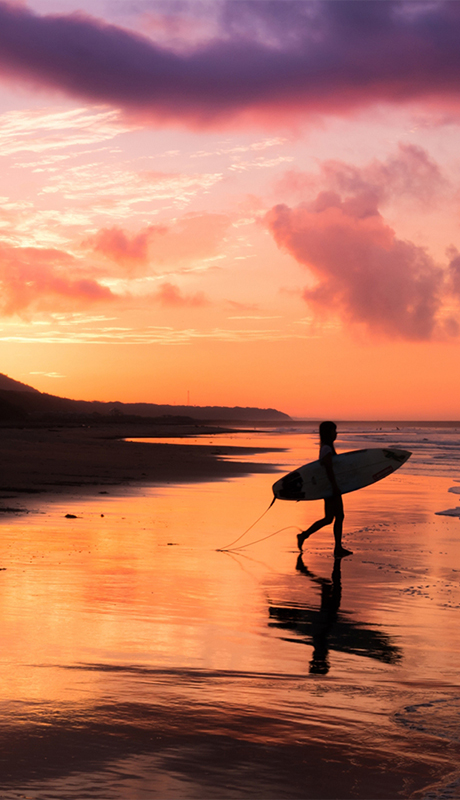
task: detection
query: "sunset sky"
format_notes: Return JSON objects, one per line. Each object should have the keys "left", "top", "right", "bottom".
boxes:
{"left": 1, "top": 0, "right": 460, "bottom": 419}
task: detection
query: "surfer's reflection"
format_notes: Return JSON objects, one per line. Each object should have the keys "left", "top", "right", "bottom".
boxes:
{"left": 300, "top": 557, "right": 341, "bottom": 674}
{"left": 268, "top": 557, "right": 401, "bottom": 674}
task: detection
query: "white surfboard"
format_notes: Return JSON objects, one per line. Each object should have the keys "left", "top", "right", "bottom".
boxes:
{"left": 272, "top": 448, "right": 411, "bottom": 501}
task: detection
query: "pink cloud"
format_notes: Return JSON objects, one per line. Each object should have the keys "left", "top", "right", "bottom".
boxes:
{"left": 1, "top": 3, "right": 460, "bottom": 125}
{"left": 0, "top": 243, "right": 114, "bottom": 315}
{"left": 266, "top": 194, "right": 448, "bottom": 341}
{"left": 91, "top": 225, "right": 164, "bottom": 268}
{"left": 278, "top": 144, "right": 446, "bottom": 207}
{"left": 151, "top": 282, "right": 208, "bottom": 308}
{"left": 447, "top": 246, "right": 460, "bottom": 297}
{"left": 321, "top": 144, "right": 447, "bottom": 207}
{"left": 225, "top": 299, "right": 259, "bottom": 312}
{"left": 90, "top": 213, "right": 230, "bottom": 272}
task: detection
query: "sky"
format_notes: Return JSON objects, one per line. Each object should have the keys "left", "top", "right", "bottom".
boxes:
{"left": 0, "top": 0, "right": 460, "bottom": 419}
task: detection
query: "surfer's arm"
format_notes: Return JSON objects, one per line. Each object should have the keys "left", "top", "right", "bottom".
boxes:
{"left": 320, "top": 452, "right": 341, "bottom": 496}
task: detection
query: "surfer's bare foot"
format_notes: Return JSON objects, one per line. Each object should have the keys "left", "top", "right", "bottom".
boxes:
{"left": 334, "top": 547, "right": 353, "bottom": 559}
{"left": 297, "top": 531, "right": 311, "bottom": 551}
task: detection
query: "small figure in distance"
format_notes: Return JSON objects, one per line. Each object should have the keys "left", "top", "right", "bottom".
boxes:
{"left": 297, "top": 421, "right": 353, "bottom": 559}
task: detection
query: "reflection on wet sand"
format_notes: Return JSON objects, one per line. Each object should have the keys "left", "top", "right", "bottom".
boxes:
{"left": 1, "top": 428, "right": 460, "bottom": 798}
{"left": 268, "top": 556, "right": 402, "bottom": 674}
{"left": 0, "top": 664, "right": 445, "bottom": 800}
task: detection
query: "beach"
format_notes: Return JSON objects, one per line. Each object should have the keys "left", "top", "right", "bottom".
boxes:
{"left": 0, "top": 423, "right": 277, "bottom": 502}
{"left": 0, "top": 423, "right": 460, "bottom": 799}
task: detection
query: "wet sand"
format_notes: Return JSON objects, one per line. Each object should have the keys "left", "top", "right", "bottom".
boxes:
{"left": 1, "top": 426, "right": 460, "bottom": 799}
{"left": 0, "top": 423, "right": 276, "bottom": 503}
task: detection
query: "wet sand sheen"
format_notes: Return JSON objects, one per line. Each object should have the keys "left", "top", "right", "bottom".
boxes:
{"left": 1, "top": 426, "right": 460, "bottom": 798}
{"left": 0, "top": 423, "right": 281, "bottom": 501}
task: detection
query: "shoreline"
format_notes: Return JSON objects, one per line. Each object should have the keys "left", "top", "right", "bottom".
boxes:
{"left": 0, "top": 422, "right": 279, "bottom": 509}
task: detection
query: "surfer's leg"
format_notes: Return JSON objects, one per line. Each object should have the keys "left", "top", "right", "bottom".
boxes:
{"left": 332, "top": 496, "right": 344, "bottom": 546}
{"left": 297, "top": 499, "right": 334, "bottom": 551}
{"left": 332, "top": 497, "right": 352, "bottom": 557}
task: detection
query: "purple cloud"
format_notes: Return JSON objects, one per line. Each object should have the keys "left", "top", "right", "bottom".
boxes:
{"left": 1, "top": 2, "right": 460, "bottom": 124}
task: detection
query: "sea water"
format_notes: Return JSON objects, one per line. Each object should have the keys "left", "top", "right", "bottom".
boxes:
{"left": 0, "top": 423, "right": 459, "bottom": 799}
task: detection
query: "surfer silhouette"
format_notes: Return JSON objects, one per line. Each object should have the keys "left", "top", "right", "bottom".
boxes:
{"left": 297, "top": 421, "right": 353, "bottom": 558}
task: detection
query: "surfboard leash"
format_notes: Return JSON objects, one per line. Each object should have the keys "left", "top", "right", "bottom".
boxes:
{"left": 216, "top": 495, "right": 276, "bottom": 551}
{"left": 226, "top": 525, "right": 302, "bottom": 552}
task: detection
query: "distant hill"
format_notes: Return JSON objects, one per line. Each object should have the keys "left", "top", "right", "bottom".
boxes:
{"left": 0, "top": 373, "right": 290, "bottom": 423}
{"left": 0, "top": 374, "right": 39, "bottom": 393}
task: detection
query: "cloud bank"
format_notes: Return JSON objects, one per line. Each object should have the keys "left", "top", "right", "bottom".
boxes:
{"left": 266, "top": 143, "right": 460, "bottom": 341}
{"left": 2, "top": 2, "right": 460, "bottom": 124}
{"left": 266, "top": 196, "right": 457, "bottom": 341}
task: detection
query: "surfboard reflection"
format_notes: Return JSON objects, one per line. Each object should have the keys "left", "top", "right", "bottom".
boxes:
{"left": 268, "top": 557, "right": 402, "bottom": 674}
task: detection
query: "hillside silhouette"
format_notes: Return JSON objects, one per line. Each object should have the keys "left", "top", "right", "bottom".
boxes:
{"left": 0, "top": 374, "right": 290, "bottom": 424}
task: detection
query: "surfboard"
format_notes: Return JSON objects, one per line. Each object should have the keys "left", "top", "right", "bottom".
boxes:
{"left": 272, "top": 448, "right": 411, "bottom": 501}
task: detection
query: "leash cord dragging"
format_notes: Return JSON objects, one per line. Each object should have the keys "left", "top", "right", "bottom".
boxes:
{"left": 226, "top": 525, "right": 302, "bottom": 552}
{"left": 216, "top": 496, "right": 276, "bottom": 551}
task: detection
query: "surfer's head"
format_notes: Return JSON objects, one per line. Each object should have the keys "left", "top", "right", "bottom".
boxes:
{"left": 319, "top": 420, "right": 336, "bottom": 444}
